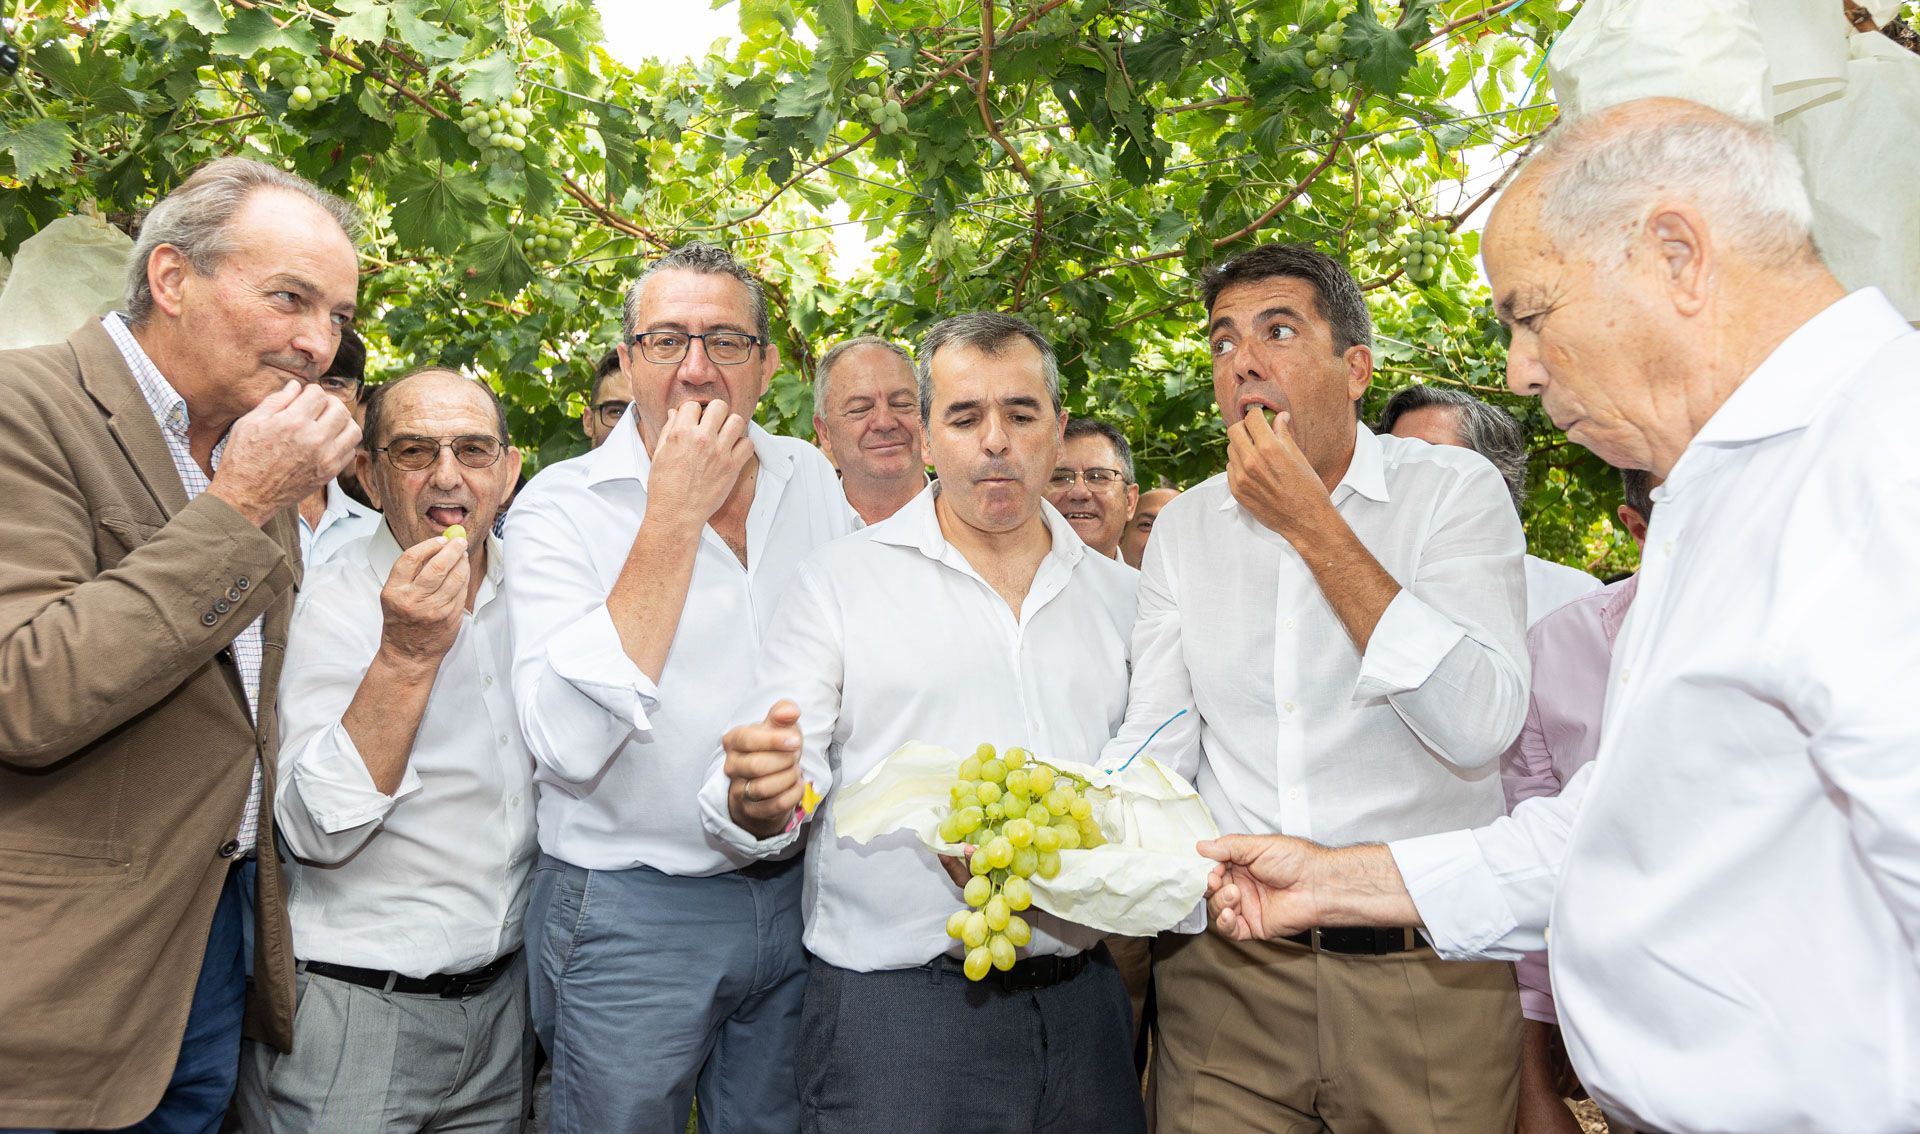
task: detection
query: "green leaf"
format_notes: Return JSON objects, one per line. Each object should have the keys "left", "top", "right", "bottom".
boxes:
{"left": 0, "top": 119, "right": 75, "bottom": 183}
{"left": 387, "top": 164, "right": 489, "bottom": 252}
{"left": 464, "top": 227, "right": 537, "bottom": 296}
{"left": 30, "top": 43, "right": 140, "bottom": 115}
{"left": 458, "top": 51, "right": 520, "bottom": 103}
{"left": 393, "top": 0, "right": 471, "bottom": 63}
{"left": 119, "top": 0, "right": 225, "bottom": 35}
{"left": 813, "top": 0, "right": 877, "bottom": 62}
{"left": 212, "top": 8, "right": 318, "bottom": 57}
{"left": 334, "top": 0, "right": 392, "bottom": 44}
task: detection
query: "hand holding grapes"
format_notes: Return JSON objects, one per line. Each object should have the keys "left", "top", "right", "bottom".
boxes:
{"left": 722, "top": 700, "right": 805, "bottom": 838}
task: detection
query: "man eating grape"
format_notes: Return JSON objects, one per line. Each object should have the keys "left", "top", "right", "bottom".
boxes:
{"left": 701, "top": 312, "right": 1147, "bottom": 1134}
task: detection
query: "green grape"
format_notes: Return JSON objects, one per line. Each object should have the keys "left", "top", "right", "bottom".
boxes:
{"left": 1037, "top": 850, "right": 1062, "bottom": 878}
{"left": 975, "top": 781, "right": 1003, "bottom": 806}
{"left": 964, "top": 945, "right": 992, "bottom": 980}
{"left": 958, "top": 756, "right": 983, "bottom": 780}
{"left": 1011, "top": 847, "right": 1039, "bottom": 878}
{"left": 1305, "top": 48, "right": 1324, "bottom": 67}
{"left": 989, "top": 935, "right": 1017, "bottom": 971}
{"left": 1312, "top": 68, "right": 1331, "bottom": 89}
{"left": 1033, "top": 825, "right": 1061, "bottom": 853}
{"left": 1002, "top": 791, "right": 1031, "bottom": 816}
{"left": 1002, "top": 876, "right": 1033, "bottom": 911}
{"left": 969, "top": 849, "right": 994, "bottom": 877}
{"left": 1005, "top": 914, "right": 1032, "bottom": 946}
{"left": 1329, "top": 70, "right": 1351, "bottom": 93}
{"left": 949, "top": 782, "right": 974, "bottom": 806}
{"left": 1069, "top": 798, "right": 1093, "bottom": 821}
{"left": 955, "top": 806, "right": 983, "bottom": 835}
{"left": 1317, "top": 28, "right": 1342, "bottom": 52}
{"left": 984, "top": 837, "right": 1014, "bottom": 870}
{"left": 1082, "top": 829, "right": 1107, "bottom": 850}
{"left": 973, "top": 743, "right": 996, "bottom": 762}
{"left": 964, "top": 875, "right": 992, "bottom": 908}
{"left": 1055, "top": 823, "right": 1082, "bottom": 851}
{"left": 1025, "top": 803, "right": 1051, "bottom": 827}
{"left": 1027, "top": 765, "right": 1055, "bottom": 794}
{"left": 1004, "top": 747, "right": 1029, "bottom": 770}
{"left": 1004, "top": 818, "right": 1034, "bottom": 848}
{"left": 937, "top": 817, "right": 962, "bottom": 843}
{"left": 946, "top": 910, "right": 970, "bottom": 939}
{"left": 980, "top": 759, "right": 1007, "bottom": 784}
{"left": 984, "top": 802, "right": 1005, "bottom": 822}
{"left": 963, "top": 911, "right": 990, "bottom": 949}
{"left": 984, "top": 895, "right": 1010, "bottom": 932}
{"left": 1042, "top": 790, "right": 1070, "bottom": 817}
{"left": 1004, "top": 769, "right": 1029, "bottom": 797}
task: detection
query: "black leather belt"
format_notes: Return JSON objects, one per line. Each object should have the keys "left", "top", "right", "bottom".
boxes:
{"left": 933, "top": 949, "right": 1092, "bottom": 992}
{"left": 300, "top": 949, "right": 519, "bottom": 998}
{"left": 1283, "top": 927, "right": 1426, "bottom": 955}
{"left": 735, "top": 854, "right": 802, "bottom": 881}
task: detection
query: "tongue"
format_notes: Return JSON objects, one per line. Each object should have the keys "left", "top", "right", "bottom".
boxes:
{"left": 427, "top": 506, "right": 468, "bottom": 528}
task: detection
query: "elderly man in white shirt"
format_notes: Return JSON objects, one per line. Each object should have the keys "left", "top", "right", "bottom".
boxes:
{"left": 1200, "top": 99, "right": 1920, "bottom": 1134}
{"left": 1103, "top": 243, "right": 1530, "bottom": 1133}
{"left": 504, "top": 243, "right": 858, "bottom": 1132}
{"left": 239, "top": 368, "right": 535, "bottom": 1128}
{"left": 703, "top": 312, "right": 1146, "bottom": 1134}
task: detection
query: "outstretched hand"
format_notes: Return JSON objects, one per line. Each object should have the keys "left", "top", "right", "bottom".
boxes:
{"left": 1198, "top": 833, "right": 1325, "bottom": 941}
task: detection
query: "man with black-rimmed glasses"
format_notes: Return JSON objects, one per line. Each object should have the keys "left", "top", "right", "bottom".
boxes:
{"left": 504, "top": 242, "right": 858, "bottom": 1132}
{"left": 581, "top": 347, "right": 629, "bottom": 450}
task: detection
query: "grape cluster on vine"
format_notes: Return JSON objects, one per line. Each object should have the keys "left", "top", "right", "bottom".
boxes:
{"left": 851, "top": 81, "right": 908, "bottom": 136}
{"left": 1401, "top": 219, "right": 1452, "bottom": 284}
{"left": 461, "top": 92, "right": 532, "bottom": 154}
{"left": 937, "top": 744, "right": 1106, "bottom": 981}
{"left": 278, "top": 63, "right": 340, "bottom": 110}
{"left": 523, "top": 215, "right": 575, "bottom": 264}
{"left": 1306, "top": 22, "right": 1355, "bottom": 93}
{"left": 1352, "top": 184, "right": 1398, "bottom": 247}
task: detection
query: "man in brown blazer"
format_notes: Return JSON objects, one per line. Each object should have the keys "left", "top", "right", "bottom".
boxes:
{"left": 0, "top": 157, "right": 362, "bottom": 1132}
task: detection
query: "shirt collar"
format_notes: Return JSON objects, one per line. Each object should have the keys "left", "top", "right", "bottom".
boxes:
{"left": 868, "top": 481, "right": 1087, "bottom": 569}
{"left": 102, "top": 311, "right": 190, "bottom": 438}
{"left": 1215, "top": 418, "right": 1389, "bottom": 514}
{"left": 585, "top": 410, "right": 793, "bottom": 490}
{"left": 365, "top": 518, "right": 506, "bottom": 608}
{"left": 1600, "top": 572, "right": 1640, "bottom": 646}
{"left": 323, "top": 479, "right": 378, "bottom": 526}
{"left": 1690, "top": 289, "right": 1911, "bottom": 449}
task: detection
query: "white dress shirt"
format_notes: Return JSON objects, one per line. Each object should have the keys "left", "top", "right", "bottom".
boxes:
{"left": 1523, "top": 553, "right": 1603, "bottom": 625}
{"left": 1099, "top": 421, "right": 1529, "bottom": 850}
{"left": 1391, "top": 290, "right": 1920, "bottom": 1133}
{"left": 275, "top": 524, "right": 536, "bottom": 977}
{"left": 698, "top": 486, "right": 1138, "bottom": 971}
{"left": 505, "top": 416, "right": 858, "bottom": 875}
{"left": 298, "top": 478, "right": 381, "bottom": 567}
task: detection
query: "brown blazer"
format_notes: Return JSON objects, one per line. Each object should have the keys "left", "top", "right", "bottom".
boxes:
{"left": 0, "top": 320, "right": 302, "bottom": 1128}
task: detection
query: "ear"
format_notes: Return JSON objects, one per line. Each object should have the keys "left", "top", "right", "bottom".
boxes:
{"left": 1124, "top": 481, "right": 1140, "bottom": 521}
{"left": 1055, "top": 410, "right": 1069, "bottom": 448}
{"left": 501, "top": 446, "right": 525, "bottom": 501}
{"left": 357, "top": 451, "right": 384, "bottom": 512}
{"left": 1646, "top": 203, "right": 1712, "bottom": 317}
{"left": 1343, "top": 342, "right": 1374, "bottom": 404}
{"left": 615, "top": 341, "right": 640, "bottom": 402}
{"left": 146, "top": 245, "right": 195, "bottom": 320}
{"left": 1617, "top": 503, "right": 1649, "bottom": 546}
{"left": 813, "top": 415, "right": 837, "bottom": 466}
{"left": 582, "top": 409, "right": 595, "bottom": 439}
{"left": 756, "top": 340, "right": 781, "bottom": 403}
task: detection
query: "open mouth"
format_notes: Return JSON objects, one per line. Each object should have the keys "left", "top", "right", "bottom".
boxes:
{"left": 426, "top": 505, "right": 470, "bottom": 529}
{"left": 1062, "top": 510, "right": 1100, "bottom": 523}
{"left": 1236, "top": 392, "right": 1285, "bottom": 418}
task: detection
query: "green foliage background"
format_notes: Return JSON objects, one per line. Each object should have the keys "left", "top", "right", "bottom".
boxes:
{"left": 0, "top": 0, "right": 1640, "bottom": 573}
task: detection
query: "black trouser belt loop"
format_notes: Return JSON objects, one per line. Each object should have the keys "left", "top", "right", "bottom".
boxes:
{"left": 300, "top": 948, "right": 520, "bottom": 998}
{"left": 931, "top": 949, "right": 1093, "bottom": 992}
{"left": 1282, "top": 927, "right": 1426, "bottom": 955}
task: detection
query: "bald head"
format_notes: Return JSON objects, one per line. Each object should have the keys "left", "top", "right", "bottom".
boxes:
{"left": 361, "top": 368, "right": 521, "bottom": 554}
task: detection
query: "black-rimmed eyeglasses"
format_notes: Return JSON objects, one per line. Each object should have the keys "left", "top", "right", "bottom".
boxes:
{"left": 627, "top": 330, "right": 764, "bottom": 366}
{"left": 592, "top": 400, "right": 631, "bottom": 427}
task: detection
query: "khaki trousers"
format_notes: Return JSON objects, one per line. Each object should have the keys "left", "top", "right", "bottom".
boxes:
{"left": 1152, "top": 931, "right": 1520, "bottom": 1134}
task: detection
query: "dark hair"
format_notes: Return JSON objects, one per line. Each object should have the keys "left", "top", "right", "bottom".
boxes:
{"left": 1200, "top": 243, "right": 1372, "bottom": 353}
{"left": 362, "top": 367, "right": 511, "bottom": 450}
{"left": 622, "top": 241, "right": 771, "bottom": 344}
{"left": 1062, "top": 417, "right": 1135, "bottom": 483}
{"left": 1621, "top": 468, "right": 1655, "bottom": 521}
{"left": 1378, "top": 384, "right": 1527, "bottom": 511}
{"left": 324, "top": 325, "right": 366, "bottom": 392}
{"left": 914, "top": 312, "right": 1060, "bottom": 426}
{"left": 591, "top": 348, "right": 624, "bottom": 400}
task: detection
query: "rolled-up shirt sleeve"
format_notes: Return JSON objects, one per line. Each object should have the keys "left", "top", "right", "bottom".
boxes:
{"left": 504, "top": 487, "right": 660, "bottom": 785}
{"left": 1389, "top": 760, "right": 1592, "bottom": 961}
{"left": 699, "top": 564, "right": 843, "bottom": 858}
{"left": 275, "top": 584, "right": 424, "bottom": 865}
{"left": 1354, "top": 460, "right": 1529, "bottom": 769}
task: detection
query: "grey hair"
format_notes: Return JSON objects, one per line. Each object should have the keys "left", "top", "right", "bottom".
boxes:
{"left": 814, "top": 336, "right": 914, "bottom": 419}
{"left": 914, "top": 312, "right": 1060, "bottom": 425}
{"left": 1063, "top": 416, "right": 1135, "bottom": 483}
{"left": 1529, "top": 107, "right": 1815, "bottom": 267}
{"left": 1378, "top": 384, "right": 1527, "bottom": 512}
{"left": 125, "top": 156, "right": 361, "bottom": 325}
{"left": 621, "top": 241, "right": 772, "bottom": 344}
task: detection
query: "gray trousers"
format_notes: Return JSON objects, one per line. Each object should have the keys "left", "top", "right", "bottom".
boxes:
{"left": 235, "top": 952, "right": 532, "bottom": 1133}
{"left": 798, "top": 945, "right": 1147, "bottom": 1134}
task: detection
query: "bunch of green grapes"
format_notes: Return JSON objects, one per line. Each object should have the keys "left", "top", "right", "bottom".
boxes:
{"left": 460, "top": 92, "right": 532, "bottom": 155}
{"left": 1352, "top": 184, "right": 1398, "bottom": 247}
{"left": 1305, "top": 21, "right": 1355, "bottom": 93}
{"left": 850, "top": 80, "right": 909, "bottom": 136}
{"left": 279, "top": 64, "right": 340, "bottom": 110}
{"left": 523, "top": 215, "right": 575, "bottom": 264}
{"left": 937, "top": 743, "right": 1106, "bottom": 981}
{"left": 1401, "top": 220, "right": 1452, "bottom": 284}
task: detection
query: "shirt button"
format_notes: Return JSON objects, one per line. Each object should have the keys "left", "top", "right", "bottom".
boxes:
{"left": 201, "top": 612, "right": 218, "bottom": 627}
{"left": 483, "top": 675, "right": 494, "bottom": 688}
{"left": 1283, "top": 618, "right": 1296, "bottom": 631}
{"left": 1283, "top": 701, "right": 1295, "bottom": 713}
{"left": 1285, "top": 788, "right": 1301, "bottom": 802}
{"left": 1619, "top": 666, "right": 1632, "bottom": 685}
{"left": 1663, "top": 540, "right": 1674, "bottom": 557}
{"left": 509, "top": 795, "right": 522, "bottom": 809}
{"left": 498, "top": 734, "right": 510, "bottom": 746}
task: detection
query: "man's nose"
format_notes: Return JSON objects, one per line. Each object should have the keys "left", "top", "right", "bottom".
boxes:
{"left": 1505, "top": 336, "right": 1545, "bottom": 397}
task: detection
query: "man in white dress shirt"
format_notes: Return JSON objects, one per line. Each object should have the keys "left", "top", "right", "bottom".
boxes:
{"left": 1200, "top": 99, "right": 1920, "bottom": 1134}
{"left": 505, "top": 242, "right": 858, "bottom": 1132}
{"left": 296, "top": 326, "right": 380, "bottom": 566}
{"left": 1379, "top": 383, "right": 1602, "bottom": 623}
{"left": 1044, "top": 416, "right": 1139, "bottom": 561}
{"left": 704, "top": 311, "right": 1145, "bottom": 1134}
{"left": 812, "top": 336, "right": 927, "bottom": 524}
{"left": 1103, "top": 243, "right": 1530, "bottom": 1132}
{"left": 240, "top": 368, "right": 535, "bottom": 1128}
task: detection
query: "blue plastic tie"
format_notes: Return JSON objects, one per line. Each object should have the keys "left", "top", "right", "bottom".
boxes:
{"left": 1115, "top": 708, "right": 1189, "bottom": 773}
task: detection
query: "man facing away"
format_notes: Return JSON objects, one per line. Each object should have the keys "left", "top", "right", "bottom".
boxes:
{"left": 505, "top": 242, "right": 858, "bottom": 1132}
{"left": 1200, "top": 99, "right": 1920, "bottom": 1134}
{"left": 705, "top": 312, "right": 1146, "bottom": 1134}
{"left": 1103, "top": 242, "right": 1529, "bottom": 1133}
{"left": 239, "top": 369, "right": 535, "bottom": 1130}
{"left": 0, "top": 156, "right": 362, "bottom": 1131}
{"left": 811, "top": 336, "right": 927, "bottom": 524}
